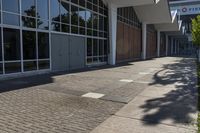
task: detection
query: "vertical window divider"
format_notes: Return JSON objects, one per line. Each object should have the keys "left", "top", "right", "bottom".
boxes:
{"left": 19, "top": 0, "right": 24, "bottom": 73}
{"left": 49, "top": 0, "right": 52, "bottom": 71}
{"left": 69, "top": 1, "right": 71, "bottom": 33}
{"left": 36, "top": 0, "right": 39, "bottom": 70}
{"left": 0, "top": 0, "right": 5, "bottom": 74}
{"left": 36, "top": 31, "right": 39, "bottom": 70}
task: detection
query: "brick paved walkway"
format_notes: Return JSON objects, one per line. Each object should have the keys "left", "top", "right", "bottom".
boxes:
{"left": 0, "top": 57, "right": 197, "bottom": 133}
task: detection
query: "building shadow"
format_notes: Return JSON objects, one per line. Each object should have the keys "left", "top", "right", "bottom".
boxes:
{"left": 0, "top": 61, "right": 137, "bottom": 93}
{"left": 140, "top": 57, "right": 198, "bottom": 125}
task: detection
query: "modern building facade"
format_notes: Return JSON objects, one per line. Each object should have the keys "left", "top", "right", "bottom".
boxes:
{"left": 0, "top": 0, "right": 181, "bottom": 78}
{"left": 169, "top": 0, "right": 200, "bottom": 55}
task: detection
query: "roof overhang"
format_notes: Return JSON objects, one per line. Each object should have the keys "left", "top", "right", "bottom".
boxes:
{"left": 104, "top": 0, "right": 158, "bottom": 7}
{"left": 154, "top": 10, "right": 182, "bottom": 32}
{"left": 134, "top": 0, "right": 172, "bottom": 24}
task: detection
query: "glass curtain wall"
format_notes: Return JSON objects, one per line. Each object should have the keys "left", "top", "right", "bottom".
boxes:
{"left": 50, "top": 0, "right": 108, "bottom": 65}
{"left": 0, "top": 0, "right": 108, "bottom": 75}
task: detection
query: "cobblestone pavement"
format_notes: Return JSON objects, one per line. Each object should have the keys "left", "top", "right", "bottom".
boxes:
{"left": 0, "top": 88, "right": 123, "bottom": 133}
{"left": 0, "top": 57, "right": 196, "bottom": 133}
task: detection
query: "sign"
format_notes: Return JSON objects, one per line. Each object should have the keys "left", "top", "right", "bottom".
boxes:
{"left": 171, "top": 4, "right": 200, "bottom": 15}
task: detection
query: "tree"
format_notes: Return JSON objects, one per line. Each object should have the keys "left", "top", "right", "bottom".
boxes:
{"left": 192, "top": 15, "right": 200, "bottom": 61}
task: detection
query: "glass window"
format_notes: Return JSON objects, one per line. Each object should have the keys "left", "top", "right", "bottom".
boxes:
{"left": 22, "top": 16, "right": 36, "bottom": 28}
{"left": 3, "top": 28, "right": 21, "bottom": 61}
{"left": 87, "top": 38, "right": 92, "bottom": 56}
{"left": 79, "top": 8, "right": 86, "bottom": 27}
{"left": 93, "top": 14, "right": 98, "bottom": 30}
{"left": 71, "top": 5, "right": 78, "bottom": 26}
{"left": 51, "top": 0, "right": 60, "bottom": 22}
{"left": 24, "top": 61, "right": 37, "bottom": 71}
{"left": 0, "top": 29, "right": 2, "bottom": 62}
{"left": 99, "top": 15, "right": 104, "bottom": 31}
{"left": 104, "top": 40, "right": 108, "bottom": 55}
{"left": 60, "top": 1, "right": 70, "bottom": 24}
{"left": 93, "top": 39, "right": 98, "bottom": 56}
{"left": 71, "top": 0, "right": 78, "bottom": 4}
{"left": 86, "top": 11, "right": 92, "bottom": 28}
{"left": 79, "top": 0, "right": 85, "bottom": 7}
{"left": 37, "top": 0, "right": 49, "bottom": 20}
{"left": 61, "top": 24, "right": 69, "bottom": 33}
{"left": 38, "top": 32, "right": 49, "bottom": 59}
{"left": 38, "top": 19, "right": 49, "bottom": 30}
{"left": 23, "top": 30, "right": 36, "bottom": 60}
{"left": 99, "top": 40, "right": 103, "bottom": 56}
{"left": 38, "top": 60, "right": 50, "bottom": 70}
{"left": 2, "top": 0, "right": 19, "bottom": 13}
{"left": 0, "top": 63, "right": 2, "bottom": 74}
{"left": 71, "top": 26, "right": 78, "bottom": 34}
{"left": 3, "top": 13, "right": 20, "bottom": 26}
{"left": 5, "top": 62, "right": 21, "bottom": 74}
{"left": 51, "top": 22, "right": 60, "bottom": 32}
{"left": 22, "top": 0, "right": 36, "bottom": 17}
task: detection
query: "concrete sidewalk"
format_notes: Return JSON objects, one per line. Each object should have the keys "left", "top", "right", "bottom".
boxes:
{"left": 91, "top": 57, "right": 198, "bottom": 133}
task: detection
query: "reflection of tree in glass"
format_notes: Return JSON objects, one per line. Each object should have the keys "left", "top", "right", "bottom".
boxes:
{"left": 51, "top": 15, "right": 61, "bottom": 31}
{"left": 23, "top": 31, "right": 36, "bottom": 60}
{"left": 71, "top": 12, "right": 78, "bottom": 25}
{"left": 22, "top": 6, "right": 43, "bottom": 28}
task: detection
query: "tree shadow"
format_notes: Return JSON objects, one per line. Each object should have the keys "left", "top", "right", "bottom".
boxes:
{"left": 140, "top": 57, "right": 198, "bottom": 125}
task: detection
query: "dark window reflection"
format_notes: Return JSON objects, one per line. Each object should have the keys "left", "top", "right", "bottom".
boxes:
{"left": 0, "top": 29, "right": 2, "bottom": 62}
{"left": 23, "top": 30, "right": 36, "bottom": 60}
{"left": 99, "top": 40, "right": 103, "bottom": 56}
{"left": 5, "top": 62, "right": 21, "bottom": 74}
{"left": 99, "top": 15, "right": 104, "bottom": 31}
{"left": 93, "top": 14, "right": 98, "bottom": 30}
{"left": 60, "top": 1, "right": 69, "bottom": 24}
{"left": 38, "top": 32, "right": 49, "bottom": 59}
{"left": 22, "top": 16, "right": 36, "bottom": 28}
{"left": 24, "top": 61, "right": 37, "bottom": 71}
{"left": 0, "top": 63, "right": 2, "bottom": 74}
{"left": 104, "top": 40, "right": 108, "bottom": 55}
{"left": 2, "top": 0, "right": 19, "bottom": 13}
{"left": 61, "top": 24, "right": 69, "bottom": 33}
{"left": 87, "top": 38, "right": 92, "bottom": 56}
{"left": 51, "top": 22, "right": 60, "bottom": 32}
{"left": 37, "top": 0, "right": 49, "bottom": 20}
{"left": 3, "top": 28, "right": 21, "bottom": 61}
{"left": 93, "top": 39, "right": 98, "bottom": 56}
{"left": 22, "top": 0, "right": 36, "bottom": 17}
{"left": 71, "top": 0, "right": 78, "bottom": 4}
{"left": 3, "top": 13, "right": 20, "bottom": 26}
{"left": 71, "top": 26, "right": 78, "bottom": 34}
{"left": 71, "top": 5, "right": 78, "bottom": 25}
{"left": 38, "top": 60, "right": 50, "bottom": 70}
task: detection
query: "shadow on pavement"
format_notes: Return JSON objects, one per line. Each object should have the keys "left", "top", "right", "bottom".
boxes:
{"left": 140, "top": 58, "right": 198, "bottom": 125}
{"left": 0, "top": 61, "right": 136, "bottom": 93}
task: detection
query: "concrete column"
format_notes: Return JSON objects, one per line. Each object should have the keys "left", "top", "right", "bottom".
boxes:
{"left": 157, "top": 31, "right": 160, "bottom": 57}
{"left": 142, "top": 22, "right": 147, "bottom": 60}
{"left": 165, "top": 34, "right": 168, "bottom": 56}
{"left": 108, "top": 3, "right": 117, "bottom": 65}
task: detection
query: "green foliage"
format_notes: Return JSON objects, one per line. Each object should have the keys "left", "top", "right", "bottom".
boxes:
{"left": 192, "top": 15, "right": 200, "bottom": 46}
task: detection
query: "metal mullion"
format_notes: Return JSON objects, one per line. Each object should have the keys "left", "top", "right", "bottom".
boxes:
{"left": 0, "top": 0, "right": 4, "bottom": 75}
{"left": 19, "top": 0, "right": 24, "bottom": 73}
{"left": 49, "top": 0, "right": 52, "bottom": 71}
{"left": 36, "top": 31, "right": 39, "bottom": 70}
